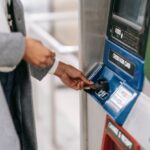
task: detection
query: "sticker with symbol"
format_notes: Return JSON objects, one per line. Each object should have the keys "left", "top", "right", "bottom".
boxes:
{"left": 106, "top": 85, "right": 137, "bottom": 112}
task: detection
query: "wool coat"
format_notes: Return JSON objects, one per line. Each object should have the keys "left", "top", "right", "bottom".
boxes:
{"left": 0, "top": 0, "right": 52, "bottom": 149}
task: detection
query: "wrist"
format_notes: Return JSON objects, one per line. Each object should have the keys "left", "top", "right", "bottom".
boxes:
{"left": 49, "top": 59, "right": 59, "bottom": 74}
{"left": 54, "top": 61, "right": 66, "bottom": 77}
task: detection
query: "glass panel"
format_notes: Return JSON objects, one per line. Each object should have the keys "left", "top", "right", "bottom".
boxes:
{"left": 114, "top": 0, "right": 147, "bottom": 26}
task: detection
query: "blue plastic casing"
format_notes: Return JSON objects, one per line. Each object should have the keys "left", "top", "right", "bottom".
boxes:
{"left": 104, "top": 40, "right": 144, "bottom": 91}
{"left": 85, "top": 40, "right": 144, "bottom": 125}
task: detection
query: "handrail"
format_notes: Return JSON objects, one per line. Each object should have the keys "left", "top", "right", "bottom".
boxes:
{"left": 29, "top": 23, "right": 78, "bottom": 54}
{"left": 26, "top": 11, "right": 78, "bottom": 22}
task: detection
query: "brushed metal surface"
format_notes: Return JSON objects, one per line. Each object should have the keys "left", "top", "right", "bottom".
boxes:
{"left": 79, "top": 0, "right": 110, "bottom": 150}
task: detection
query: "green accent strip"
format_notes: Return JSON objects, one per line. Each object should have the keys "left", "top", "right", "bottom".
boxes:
{"left": 144, "top": 28, "right": 150, "bottom": 81}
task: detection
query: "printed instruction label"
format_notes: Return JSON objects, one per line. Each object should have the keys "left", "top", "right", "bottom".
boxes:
{"left": 107, "top": 85, "right": 137, "bottom": 112}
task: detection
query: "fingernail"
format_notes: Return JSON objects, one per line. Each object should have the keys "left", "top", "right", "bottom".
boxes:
{"left": 89, "top": 81, "right": 94, "bottom": 84}
{"left": 84, "top": 87, "right": 91, "bottom": 90}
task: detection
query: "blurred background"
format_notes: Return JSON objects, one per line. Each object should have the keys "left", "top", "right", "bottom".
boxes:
{"left": 20, "top": 0, "right": 80, "bottom": 150}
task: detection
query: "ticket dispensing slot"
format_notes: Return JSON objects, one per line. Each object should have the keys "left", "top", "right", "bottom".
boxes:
{"left": 85, "top": 40, "right": 144, "bottom": 125}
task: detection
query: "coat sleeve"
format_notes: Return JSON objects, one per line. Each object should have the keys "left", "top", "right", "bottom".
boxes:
{"left": 0, "top": 84, "right": 20, "bottom": 150}
{"left": 0, "top": 32, "right": 52, "bottom": 80}
{"left": 30, "top": 64, "right": 53, "bottom": 81}
{"left": 0, "top": 32, "right": 25, "bottom": 68}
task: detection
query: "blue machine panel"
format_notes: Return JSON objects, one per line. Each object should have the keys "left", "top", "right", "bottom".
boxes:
{"left": 104, "top": 40, "right": 144, "bottom": 91}
{"left": 85, "top": 40, "right": 144, "bottom": 125}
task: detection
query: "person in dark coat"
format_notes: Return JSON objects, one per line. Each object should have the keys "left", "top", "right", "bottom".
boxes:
{"left": 0, "top": 0, "right": 92, "bottom": 149}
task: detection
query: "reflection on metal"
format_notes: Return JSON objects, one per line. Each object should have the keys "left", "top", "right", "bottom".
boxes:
{"left": 79, "top": 0, "right": 111, "bottom": 149}
{"left": 50, "top": 76, "right": 57, "bottom": 148}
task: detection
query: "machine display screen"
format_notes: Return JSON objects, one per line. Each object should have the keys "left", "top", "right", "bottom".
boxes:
{"left": 114, "top": 0, "right": 147, "bottom": 26}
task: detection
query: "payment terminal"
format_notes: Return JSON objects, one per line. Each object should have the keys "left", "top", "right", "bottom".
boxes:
{"left": 85, "top": 0, "right": 150, "bottom": 125}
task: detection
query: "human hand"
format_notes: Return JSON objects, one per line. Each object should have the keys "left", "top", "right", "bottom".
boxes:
{"left": 54, "top": 62, "right": 93, "bottom": 90}
{"left": 23, "top": 38, "right": 55, "bottom": 68}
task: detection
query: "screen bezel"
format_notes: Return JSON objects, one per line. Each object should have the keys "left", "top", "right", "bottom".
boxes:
{"left": 113, "top": 0, "right": 147, "bottom": 27}
{"left": 107, "top": 0, "right": 150, "bottom": 58}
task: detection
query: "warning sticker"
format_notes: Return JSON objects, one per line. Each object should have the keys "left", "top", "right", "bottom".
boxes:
{"left": 107, "top": 85, "right": 137, "bottom": 112}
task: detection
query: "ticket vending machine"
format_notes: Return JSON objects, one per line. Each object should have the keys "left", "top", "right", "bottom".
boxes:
{"left": 85, "top": 0, "right": 150, "bottom": 125}
{"left": 83, "top": 0, "right": 150, "bottom": 149}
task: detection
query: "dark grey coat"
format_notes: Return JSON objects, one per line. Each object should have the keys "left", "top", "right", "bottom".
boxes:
{"left": 0, "top": 0, "right": 52, "bottom": 149}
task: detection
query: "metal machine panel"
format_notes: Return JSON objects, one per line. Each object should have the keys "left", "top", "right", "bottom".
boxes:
{"left": 80, "top": 0, "right": 150, "bottom": 148}
{"left": 87, "top": 96, "right": 106, "bottom": 150}
{"left": 79, "top": 0, "right": 111, "bottom": 149}
{"left": 107, "top": 0, "right": 150, "bottom": 58}
{"left": 124, "top": 92, "right": 150, "bottom": 150}
{"left": 104, "top": 40, "right": 144, "bottom": 91}
{"left": 86, "top": 64, "right": 139, "bottom": 125}
{"left": 85, "top": 39, "right": 144, "bottom": 125}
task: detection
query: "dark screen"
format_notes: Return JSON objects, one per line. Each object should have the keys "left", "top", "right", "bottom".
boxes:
{"left": 115, "top": 0, "right": 147, "bottom": 26}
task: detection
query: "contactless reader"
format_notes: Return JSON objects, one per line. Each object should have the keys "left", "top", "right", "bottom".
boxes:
{"left": 85, "top": 0, "right": 150, "bottom": 125}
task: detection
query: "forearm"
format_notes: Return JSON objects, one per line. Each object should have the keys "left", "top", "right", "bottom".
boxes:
{"left": 0, "top": 32, "right": 25, "bottom": 71}
{"left": 0, "top": 32, "right": 56, "bottom": 80}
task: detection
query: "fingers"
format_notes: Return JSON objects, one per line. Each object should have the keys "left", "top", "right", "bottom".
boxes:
{"left": 72, "top": 81, "right": 90, "bottom": 90}
{"left": 39, "top": 57, "right": 55, "bottom": 68}
{"left": 24, "top": 38, "right": 56, "bottom": 68}
{"left": 63, "top": 78, "right": 83, "bottom": 90}
{"left": 45, "top": 49, "right": 55, "bottom": 58}
{"left": 63, "top": 69, "right": 93, "bottom": 90}
{"left": 39, "top": 64, "right": 47, "bottom": 68}
{"left": 41, "top": 50, "right": 55, "bottom": 67}
{"left": 79, "top": 73, "right": 93, "bottom": 85}
{"left": 45, "top": 56, "right": 55, "bottom": 66}
{"left": 77, "top": 81, "right": 84, "bottom": 90}
{"left": 37, "top": 49, "right": 55, "bottom": 68}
